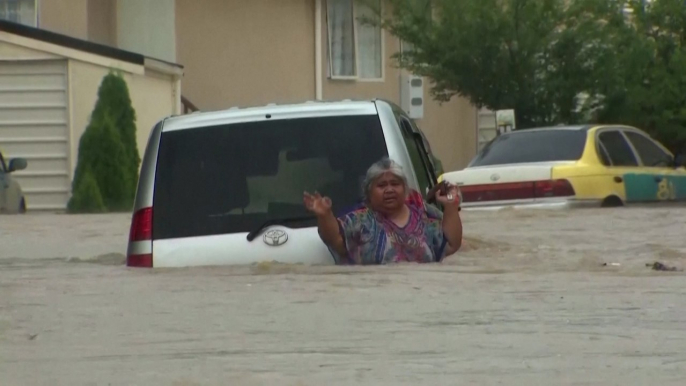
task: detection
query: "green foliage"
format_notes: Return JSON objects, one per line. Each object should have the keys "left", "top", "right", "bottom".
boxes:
{"left": 91, "top": 71, "right": 140, "bottom": 191}
{"left": 67, "top": 168, "right": 105, "bottom": 213}
{"left": 67, "top": 71, "right": 139, "bottom": 213}
{"left": 381, "top": 0, "right": 579, "bottom": 128}
{"left": 591, "top": 0, "right": 686, "bottom": 153}
{"left": 380, "top": 0, "right": 686, "bottom": 151}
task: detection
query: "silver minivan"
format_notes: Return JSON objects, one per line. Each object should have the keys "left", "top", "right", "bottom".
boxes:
{"left": 127, "top": 99, "right": 444, "bottom": 268}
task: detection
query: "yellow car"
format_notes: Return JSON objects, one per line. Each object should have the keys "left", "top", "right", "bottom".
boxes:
{"left": 440, "top": 124, "right": 686, "bottom": 209}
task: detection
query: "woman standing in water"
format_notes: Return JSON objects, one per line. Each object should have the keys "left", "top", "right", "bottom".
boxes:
{"left": 303, "top": 157, "right": 462, "bottom": 265}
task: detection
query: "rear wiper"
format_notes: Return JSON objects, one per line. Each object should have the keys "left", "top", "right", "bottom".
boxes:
{"left": 246, "top": 216, "right": 316, "bottom": 242}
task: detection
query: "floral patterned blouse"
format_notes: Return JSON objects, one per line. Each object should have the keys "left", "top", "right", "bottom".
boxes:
{"left": 331, "top": 191, "right": 448, "bottom": 265}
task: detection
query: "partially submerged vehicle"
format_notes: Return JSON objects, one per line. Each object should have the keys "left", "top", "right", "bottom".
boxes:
{"left": 0, "top": 148, "right": 28, "bottom": 214}
{"left": 127, "top": 100, "right": 445, "bottom": 268}
{"left": 441, "top": 125, "right": 686, "bottom": 210}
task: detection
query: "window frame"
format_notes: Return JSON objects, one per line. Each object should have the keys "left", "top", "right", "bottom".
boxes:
{"left": 151, "top": 114, "right": 390, "bottom": 240}
{"left": 398, "top": 115, "right": 437, "bottom": 196}
{"left": 468, "top": 129, "right": 588, "bottom": 168}
{"left": 596, "top": 140, "right": 612, "bottom": 166}
{"left": 595, "top": 128, "right": 640, "bottom": 167}
{"left": 398, "top": 0, "right": 433, "bottom": 69}
{"left": 0, "top": 150, "right": 6, "bottom": 173}
{"left": 0, "top": 0, "right": 37, "bottom": 27}
{"left": 621, "top": 128, "right": 673, "bottom": 168}
{"left": 326, "top": 0, "right": 385, "bottom": 82}
{"left": 409, "top": 119, "right": 440, "bottom": 180}
{"left": 400, "top": 40, "right": 414, "bottom": 57}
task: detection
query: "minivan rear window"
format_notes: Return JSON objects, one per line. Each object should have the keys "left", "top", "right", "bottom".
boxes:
{"left": 152, "top": 115, "right": 388, "bottom": 240}
{"left": 469, "top": 129, "right": 587, "bottom": 167}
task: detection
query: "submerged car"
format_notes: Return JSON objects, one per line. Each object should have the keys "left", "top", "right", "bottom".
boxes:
{"left": 0, "top": 149, "right": 28, "bottom": 214}
{"left": 127, "top": 99, "right": 445, "bottom": 268}
{"left": 441, "top": 124, "right": 686, "bottom": 210}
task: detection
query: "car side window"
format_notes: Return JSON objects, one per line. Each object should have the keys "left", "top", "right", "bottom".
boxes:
{"left": 597, "top": 142, "right": 612, "bottom": 166}
{"left": 623, "top": 131, "right": 673, "bottom": 167}
{"left": 399, "top": 117, "right": 434, "bottom": 195}
{"left": 598, "top": 131, "right": 639, "bottom": 167}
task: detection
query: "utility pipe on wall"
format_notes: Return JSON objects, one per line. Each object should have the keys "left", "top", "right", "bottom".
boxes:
{"left": 315, "top": 0, "right": 323, "bottom": 100}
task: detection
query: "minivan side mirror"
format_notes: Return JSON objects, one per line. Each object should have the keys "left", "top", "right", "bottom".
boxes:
{"left": 8, "top": 158, "right": 27, "bottom": 173}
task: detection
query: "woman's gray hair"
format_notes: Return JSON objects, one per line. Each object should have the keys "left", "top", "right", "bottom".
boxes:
{"left": 362, "top": 157, "right": 409, "bottom": 202}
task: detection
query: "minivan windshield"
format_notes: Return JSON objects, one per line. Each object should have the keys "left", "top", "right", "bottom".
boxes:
{"left": 152, "top": 115, "right": 388, "bottom": 240}
{"left": 469, "top": 129, "right": 587, "bottom": 167}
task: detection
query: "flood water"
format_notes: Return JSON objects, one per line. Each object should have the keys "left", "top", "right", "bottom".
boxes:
{"left": 1, "top": 207, "right": 685, "bottom": 385}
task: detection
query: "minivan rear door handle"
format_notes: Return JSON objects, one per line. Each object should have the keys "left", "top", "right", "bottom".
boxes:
{"left": 613, "top": 176, "right": 623, "bottom": 183}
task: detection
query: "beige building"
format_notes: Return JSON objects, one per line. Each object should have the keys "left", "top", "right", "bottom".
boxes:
{"left": 0, "top": 9, "right": 182, "bottom": 211}
{"left": 1, "top": 0, "right": 494, "bottom": 210}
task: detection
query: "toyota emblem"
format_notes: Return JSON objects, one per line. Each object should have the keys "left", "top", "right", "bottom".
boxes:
{"left": 490, "top": 173, "right": 501, "bottom": 182}
{"left": 263, "top": 229, "right": 288, "bottom": 246}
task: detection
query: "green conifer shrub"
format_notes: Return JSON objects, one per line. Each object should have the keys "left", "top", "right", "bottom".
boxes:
{"left": 67, "top": 71, "right": 139, "bottom": 212}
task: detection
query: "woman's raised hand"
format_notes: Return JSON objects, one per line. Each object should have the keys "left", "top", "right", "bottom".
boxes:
{"left": 435, "top": 182, "right": 461, "bottom": 207}
{"left": 303, "top": 191, "right": 333, "bottom": 217}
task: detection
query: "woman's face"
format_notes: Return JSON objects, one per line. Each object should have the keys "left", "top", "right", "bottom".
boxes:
{"left": 368, "top": 172, "right": 406, "bottom": 213}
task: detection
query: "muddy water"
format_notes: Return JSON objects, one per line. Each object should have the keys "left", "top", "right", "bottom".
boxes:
{"left": 1, "top": 208, "right": 685, "bottom": 385}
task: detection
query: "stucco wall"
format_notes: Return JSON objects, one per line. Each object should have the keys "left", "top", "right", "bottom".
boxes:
{"left": 0, "top": 39, "right": 60, "bottom": 60}
{"left": 38, "top": 0, "right": 89, "bottom": 40}
{"left": 174, "top": 0, "right": 476, "bottom": 171}
{"left": 117, "top": 0, "right": 176, "bottom": 62}
{"left": 68, "top": 60, "right": 175, "bottom": 175}
{"left": 318, "top": 3, "right": 477, "bottom": 171}
{"left": 33, "top": 0, "right": 477, "bottom": 170}
{"left": 421, "top": 93, "right": 478, "bottom": 172}
{"left": 175, "top": 0, "right": 316, "bottom": 111}
{"left": 87, "top": 0, "right": 117, "bottom": 46}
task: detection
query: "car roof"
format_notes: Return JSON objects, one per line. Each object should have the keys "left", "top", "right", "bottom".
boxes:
{"left": 161, "top": 99, "right": 388, "bottom": 132}
{"left": 501, "top": 124, "right": 652, "bottom": 135}
{"left": 501, "top": 125, "right": 592, "bottom": 134}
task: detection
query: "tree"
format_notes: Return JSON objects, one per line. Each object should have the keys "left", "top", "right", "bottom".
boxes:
{"left": 67, "top": 168, "right": 106, "bottom": 213}
{"left": 67, "top": 72, "right": 139, "bottom": 213}
{"left": 379, "top": 0, "right": 686, "bottom": 150}
{"left": 68, "top": 112, "right": 130, "bottom": 213}
{"left": 90, "top": 71, "right": 140, "bottom": 196}
{"left": 379, "top": 0, "right": 611, "bottom": 128}
{"left": 589, "top": 0, "right": 686, "bottom": 153}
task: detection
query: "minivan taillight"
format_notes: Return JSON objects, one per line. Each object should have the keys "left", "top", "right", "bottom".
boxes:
{"left": 128, "top": 207, "right": 153, "bottom": 268}
{"left": 127, "top": 254, "right": 152, "bottom": 267}
{"left": 129, "top": 207, "right": 153, "bottom": 242}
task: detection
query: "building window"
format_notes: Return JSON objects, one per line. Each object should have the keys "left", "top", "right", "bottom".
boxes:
{"left": 0, "top": 0, "right": 36, "bottom": 27}
{"left": 399, "top": 1, "right": 433, "bottom": 66}
{"left": 400, "top": 40, "right": 415, "bottom": 59}
{"left": 326, "top": 0, "right": 383, "bottom": 80}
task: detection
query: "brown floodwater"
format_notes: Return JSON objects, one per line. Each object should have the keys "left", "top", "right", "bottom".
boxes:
{"left": 1, "top": 207, "right": 685, "bottom": 385}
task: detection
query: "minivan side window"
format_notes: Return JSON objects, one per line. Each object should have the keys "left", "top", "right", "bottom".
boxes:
{"left": 598, "top": 130, "right": 639, "bottom": 167}
{"left": 399, "top": 116, "right": 435, "bottom": 196}
{"left": 412, "top": 122, "right": 442, "bottom": 177}
{"left": 623, "top": 131, "right": 673, "bottom": 167}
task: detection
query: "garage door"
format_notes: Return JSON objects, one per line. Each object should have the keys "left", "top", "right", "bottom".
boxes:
{"left": 0, "top": 60, "right": 70, "bottom": 211}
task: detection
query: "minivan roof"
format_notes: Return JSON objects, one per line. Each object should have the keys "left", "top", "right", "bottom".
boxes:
{"left": 162, "top": 99, "right": 387, "bottom": 132}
